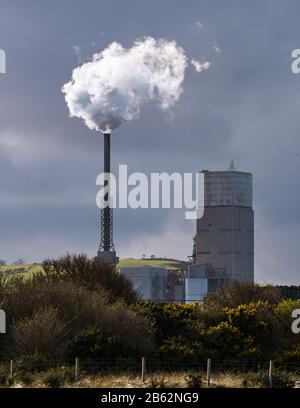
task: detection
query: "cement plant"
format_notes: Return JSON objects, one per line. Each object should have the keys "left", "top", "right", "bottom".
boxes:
{"left": 1, "top": 0, "right": 300, "bottom": 399}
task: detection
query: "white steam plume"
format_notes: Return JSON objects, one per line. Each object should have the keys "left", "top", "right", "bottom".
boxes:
{"left": 62, "top": 37, "right": 188, "bottom": 132}
{"left": 191, "top": 59, "right": 210, "bottom": 73}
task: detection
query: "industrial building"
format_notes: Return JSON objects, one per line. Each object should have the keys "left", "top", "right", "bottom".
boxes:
{"left": 121, "top": 162, "right": 254, "bottom": 303}
{"left": 121, "top": 263, "right": 228, "bottom": 303}
{"left": 195, "top": 162, "right": 254, "bottom": 283}
{"left": 121, "top": 266, "right": 166, "bottom": 301}
{"left": 185, "top": 264, "right": 228, "bottom": 303}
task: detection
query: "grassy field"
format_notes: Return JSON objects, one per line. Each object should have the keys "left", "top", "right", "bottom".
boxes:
{"left": 0, "top": 258, "right": 188, "bottom": 278}
{"left": 7, "top": 371, "right": 300, "bottom": 388}
{"left": 0, "top": 264, "right": 43, "bottom": 278}
{"left": 73, "top": 372, "right": 243, "bottom": 388}
{"left": 119, "top": 258, "right": 188, "bottom": 270}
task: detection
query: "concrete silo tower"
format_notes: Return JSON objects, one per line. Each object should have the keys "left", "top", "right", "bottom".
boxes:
{"left": 196, "top": 162, "right": 254, "bottom": 283}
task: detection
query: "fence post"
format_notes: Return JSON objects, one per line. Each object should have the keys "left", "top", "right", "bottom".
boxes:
{"left": 207, "top": 358, "right": 211, "bottom": 387}
{"left": 141, "top": 357, "right": 146, "bottom": 383}
{"left": 269, "top": 361, "right": 273, "bottom": 388}
{"left": 75, "top": 357, "right": 79, "bottom": 382}
{"left": 9, "top": 360, "right": 13, "bottom": 380}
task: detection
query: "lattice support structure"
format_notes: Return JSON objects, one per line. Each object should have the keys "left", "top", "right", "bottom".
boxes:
{"left": 97, "top": 131, "right": 118, "bottom": 264}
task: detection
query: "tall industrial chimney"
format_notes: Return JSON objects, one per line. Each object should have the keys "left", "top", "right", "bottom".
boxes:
{"left": 97, "top": 130, "right": 119, "bottom": 264}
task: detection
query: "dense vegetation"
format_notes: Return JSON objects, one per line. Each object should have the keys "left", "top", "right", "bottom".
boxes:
{"left": 136, "top": 297, "right": 300, "bottom": 364}
{"left": 0, "top": 254, "right": 151, "bottom": 362}
{"left": 0, "top": 255, "right": 299, "bottom": 369}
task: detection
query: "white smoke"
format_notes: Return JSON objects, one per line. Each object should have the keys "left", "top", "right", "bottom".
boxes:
{"left": 62, "top": 37, "right": 188, "bottom": 132}
{"left": 191, "top": 59, "right": 210, "bottom": 73}
{"left": 72, "top": 46, "right": 84, "bottom": 64}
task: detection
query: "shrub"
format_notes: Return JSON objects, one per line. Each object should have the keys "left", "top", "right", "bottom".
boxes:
{"left": 10, "top": 307, "right": 69, "bottom": 359}
{"left": 158, "top": 336, "right": 206, "bottom": 360}
{"left": 273, "top": 300, "right": 300, "bottom": 350}
{"left": 17, "top": 371, "right": 35, "bottom": 386}
{"left": 15, "top": 353, "right": 52, "bottom": 386}
{"left": 0, "top": 364, "right": 13, "bottom": 387}
{"left": 242, "top": 370, "right": 296, "bottom": 388}
{"left": 41, "top": 254, "right": 137, "bottom": 304}
{"left": 39, "top": 366, "right": 75, "bottom": 388}
{"left": 225, "top": 301, "right": 275, "bottom": 356}
{"left": 135, "top": 302, "right": 203, "bottom": 344}
{"left": 67, "top": 305, "right": 153, "bottom": 360}
{"left": 200, "top": 322, "right": 243, "bottom": 359}
{"left": 185, "top": 373, "right": 204, "bottom": 388}
{"left": 207, "top": 281, "right": 282, "bottom": 308}
{"left": 16, "top": 352, "right": 50, "bottom": 373}
{"left": 1, "top": 271, "right": 152, "bottom": 361}
{"left": 146, "top": 377, "right": 168, "bottom": 388}
{"left": 41, "top": 370, "right": 61, "bottom": 388}
{"left": 279, "top": 345, "right": 300, "bottom": 366}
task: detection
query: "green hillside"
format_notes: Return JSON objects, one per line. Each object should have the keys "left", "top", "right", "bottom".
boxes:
{"left": 119, "top": 258, "right": 188, "bottom": 270}
{"left": 0, "top": 264, "right": 43, "bottom": 278}
{"left": 0, "top": 258, "right": 188, "bottom": 278}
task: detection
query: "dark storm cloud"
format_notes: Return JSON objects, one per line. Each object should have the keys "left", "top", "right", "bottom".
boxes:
{"left": 0, "top": 0, "right": 300, "bottom": 283}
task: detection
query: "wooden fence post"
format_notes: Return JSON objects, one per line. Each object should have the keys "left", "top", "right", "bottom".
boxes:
{"left": 141, "top": 357, "right": 146, "bottom": 383}
{"left": 207, "top": 358, "right": 211, "bottom": 387}
{"left": 75, "top": 357, "right": 79, "bottom": 382}
{"left": 269, "top": 361, "right": 273, "bottom": 388}
{"left": 10, "top": 360, "right": 13, "bottom": 380}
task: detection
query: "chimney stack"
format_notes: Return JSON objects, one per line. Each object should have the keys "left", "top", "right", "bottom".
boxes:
{"left": 97, "top": 130, "right": 118, "bottom": 264}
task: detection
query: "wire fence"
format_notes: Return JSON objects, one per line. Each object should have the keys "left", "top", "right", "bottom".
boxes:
{"left": 78, "top": 359, "right": 300, "bottom": 375}
{"left": 3, "top": 357, "right": 300, "bottom": 382}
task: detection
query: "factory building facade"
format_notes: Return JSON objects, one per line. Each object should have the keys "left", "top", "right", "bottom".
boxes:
{"left": 196, "top": 164, "right": 254, "bottom": 283}
{"left": 121, "top": 266, "right": 167, "bottom": 301}
{"left": 185, "top": 263, "right": 228, "bottom": 303}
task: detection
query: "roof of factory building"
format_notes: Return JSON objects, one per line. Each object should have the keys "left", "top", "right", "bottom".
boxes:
{"left": 201, "top": 161, "right": 252, "bottom": 175}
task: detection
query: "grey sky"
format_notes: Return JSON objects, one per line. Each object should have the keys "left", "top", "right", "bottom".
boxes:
{"left": 0, "top": 0, "right": 300, "bottom": 284}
